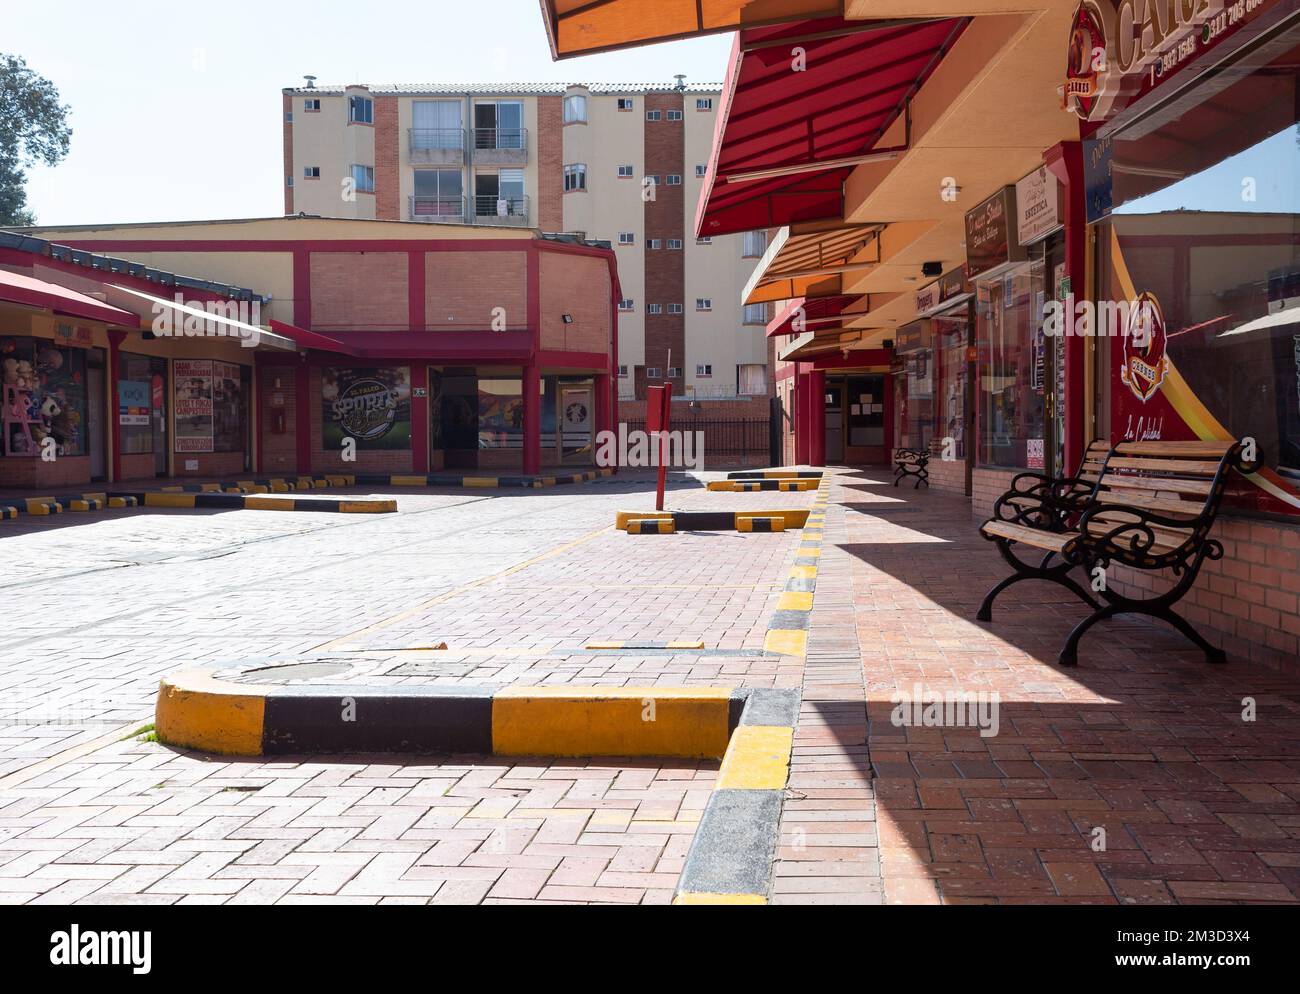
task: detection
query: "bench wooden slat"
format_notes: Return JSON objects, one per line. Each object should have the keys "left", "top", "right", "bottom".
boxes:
{"left": 1084, "top": 515, "right": 1193, "bottom": 554}
{"left": 1090, "top": 474, "right": 1213, "bottom": 496}
{"left": 1114, "top": 441, "right": 1234, "bottom": 458}
{"left": 1104, "top": 456, "right": 1224, "bottom": 476}
{"left": 980, "top": 520, "right": 1078, "bottom": 553}
{"left": 1091, "top": 490, "right": 1203, "bottom": 517}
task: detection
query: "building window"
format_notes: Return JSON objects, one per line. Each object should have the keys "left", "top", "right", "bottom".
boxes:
{"left": 667, "top": 303, "right": 683, "bottom": 314}
{"left": 351, "top": 164, "right": 375, "bottom": 193}
{"left": 563, "top": 164, "right": 587, "bottom": 192}
{"left": 647, "top": 303, "right": 662, "bottom": 315}
{"left": 348, "top": 95, "right": 373, "bottom": 124}
{"left": 303, "top": 98, "right": 321, "bottom": 112}
{"left": 738, "top": 363, "right": 766, "bottom": 396}
{"left": 617, "top": 97, "right": 634, "bottom": 111}
{"left": 696, "top": 237, "right": 712, "bottom": 245}
{"left": 696, "top": 98, "right": 713, "bottom": 111}
{"left": 696, "top": 364, "right": 713, "bottom": 377}
{"left": 667, "top": 109, "right": 683, "bottom": 121}
{"left": 646, "top": 367, "right": 661, "bottom": 379}
{"left": 667, "top": 239, "right": 683, "bottom": 250}
{"left": 743, "top": 303, "right": 768, "bottom": 325}
{"left": 618, "top": 232, "right": 635, "bottom": 245}
{"left": 667, "top": 366, "right": 681, "bottom": 378}
{"left": 645, "top": 109, "right": 661, "bottom": 121}
{"left": 303, "top": 166, "right": 320, "bottom": 180}
{"left": 695, "top": 298, "right": 712, "bottom": 311}
{"left": 563, "top": 94, "right": 587, "bottom": 124}
{"left": 618, "top": 299, "right": 634, "bottom": 311}
{"left": 695, "top": 164, "right": 707, "bottom": 177}
{"left": 618, "top": 365, "right": 629, "bottom": 377}
{"left": 286, "top": 175, "right": 294, "bottom": 187}
{"left": 742, "top": 230, "right": 768, "bottom": 258}
{"left": 666, "top": 174, "right": 682, "bottom": 186}
{"left": 617, "top": 164, "right": 634, "bottom": 178}
{"left": 647, "top": 239, "right": 661, "bottom": 250}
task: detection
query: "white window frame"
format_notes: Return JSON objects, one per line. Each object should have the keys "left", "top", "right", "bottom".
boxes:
{"left": 351, "top": 164, "right": 375, "bottom": 193}
{"left": 563, "top": 163, "right": 587, "bottom": 192}
{"left": 646, "top": 367, "right": 661, "bottom": 379}
{"left": 618, "top": 232, "right": 635, "bottom": 245}
{"left": 695, "top": 298, "right": 712, "bottom": 311}
{"left": 303, "top": 166, "right": 321, "bottom": 180}
{"left": 667, "top": 109, "right": 683, "bottom": 121}
{"left": 667, "top": 239, "right": 683, "bottom": 250}
{"left": 563, "top": 94, "right": 587, "bottom": 124}
{"left": 696, "top": 98, "right": 713, "bottom": 111}
{"left": 743, "top": 230, "right": 768, "bottom": 258}
{"left": 696, "top": 236, "right": 712, "bottom": 245}
{"left": 617, "top": 97, "right": 634, "bottom": 111}
{"left": 743, "top": 302, "right": 768, "bottom": 325}
{"left": 617, "top": 164, "right": 634, "bottom": 178}
{"left": 647, "top": 238, "right": 661, "bottom": 250}
{"left": 645, "top": 109, "right": 661, "bottom": 121}
{"left": 695, "top": 164, "right": 707, "bottom": 177}
{"left": 666, "top": 174, "right": 682, "bottom": 186}
{"left": 303, "top": 98, "right": 321, "bottom": 112}
{"left": 667, "top": 303, "right": 684, "bottom": 314}
{"left": 618, "top": 365, "right": 629, "bottom": 377}
{"left": 618, "top": 298, "right": 634, "bottom": 311}
{"left": 348, "top": 96, "right": 374, "bottom": 124}
{"left": 667, "top": 366, "right": 681, "bottom": 378}
{"left": 646, "top": 303, "right": 662, "bottom": 315}
{"left": 696, "top": 364, "right": 713, "bottom": 377}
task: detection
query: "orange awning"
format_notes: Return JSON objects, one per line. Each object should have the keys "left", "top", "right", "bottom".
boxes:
{"left": 538, "top": 0, "right": 842, "bottom": 60}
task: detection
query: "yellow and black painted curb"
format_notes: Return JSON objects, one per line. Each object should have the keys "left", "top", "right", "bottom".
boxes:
{"left": 707, "top": 479, "right": 819, "bottom": 492}
{"left": 673, "top": 687, "right": 800, "bottom": 905}
{"left": 0, "top": 492, "right": 135, "bottom": 520}
{"left": 0, "top": 505, "right": 17, "bottom": 521}
{"left": 726, "top": 469, "right": 823, "bottom": 481}
{"left": 737, "top": 516, "right": 785, "bottom": 533}
{"left": 626, "top": 518, "right": 674, "bottom": 534}
{"left": 156, "top": 667, "right": 752, "bottom": 759}
{"left": 113, "top": 491, "right": 397, "bottom": 514}
{"left": 355, "top": 468, "right": 614, "bottom": 489}
{"left": 762, "top": 476, "right": 830, "bottom": 658}
{"left": 617, "top": 509, "right": 811, "bottom": 532}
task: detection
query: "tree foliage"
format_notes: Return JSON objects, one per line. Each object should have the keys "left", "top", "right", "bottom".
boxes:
{"left": 0, "top": 53, "right": 72, "bottom": 225}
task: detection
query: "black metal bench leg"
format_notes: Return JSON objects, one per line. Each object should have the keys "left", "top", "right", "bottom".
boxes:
{"left": 1059, "top": 605, "right": 1118, "bottom": 666}
{"left": 976, "top": 573, "right": 1031, "bottom": 622}
{"left": 1157, "top": 606, "right": 1228, "bottom": 664}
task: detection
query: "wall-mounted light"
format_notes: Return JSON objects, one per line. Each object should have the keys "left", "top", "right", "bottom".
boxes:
{"left": 561, "top": 313, "right": 574, "bottom": 324}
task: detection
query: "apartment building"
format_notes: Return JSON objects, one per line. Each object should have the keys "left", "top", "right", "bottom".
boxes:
{"left": 281, "top": 80, "right": 772, "bottom": 418}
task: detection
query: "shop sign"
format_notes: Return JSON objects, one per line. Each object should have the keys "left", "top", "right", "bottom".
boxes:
{"left": 1063, "top": 0, "right": 1283, "bottom": 123}
{"left": 118, "top": 380, "right": 150, "bottom": 426}
{"left": 938, "top": 266, "right": 969, "bottom": 303}
{"left": 1082, "top": 134, "right": 1115, "bottom": 222}
{"left": 174, "top": 359, "right": 214, "bottom": 453}
{"left": 322, "top": 367, "right": 412, "bottom": 451}
{"left": 915, "top": 282, "right": 941, "bottom": 314}
{"left": 55, "top": 323, "right": 93, "bottom": 348}
{"left": 1015, "top": 165, "right": 1063, "bottom": 244}
{"left": 1119, "top": 291, "right": 1169, "bottom": 402}
{"left": 965, "top": 186, "right": 1026, "bottom": 279}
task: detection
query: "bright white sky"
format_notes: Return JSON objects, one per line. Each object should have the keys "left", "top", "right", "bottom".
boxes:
{"left": 6, "top": 0, "right": 733, "bottom": 226}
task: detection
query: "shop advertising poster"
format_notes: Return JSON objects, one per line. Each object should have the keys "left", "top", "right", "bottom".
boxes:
{"left": 322, "top": 367, "right": 412, "bottom": 450}
{"left": 118, "top": 381, "right": 150, "bottom": 426}
{"left": 174, "top": 359, "right": 214, "bottom": 453}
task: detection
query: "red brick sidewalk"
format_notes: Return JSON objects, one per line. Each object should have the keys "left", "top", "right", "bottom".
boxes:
{"left": 823, "top": 468, "right": 1300, "bottom": 905}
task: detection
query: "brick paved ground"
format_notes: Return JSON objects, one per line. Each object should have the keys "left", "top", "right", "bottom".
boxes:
{"left": 2, "top": 468, "right": 1299, "bottom": 904}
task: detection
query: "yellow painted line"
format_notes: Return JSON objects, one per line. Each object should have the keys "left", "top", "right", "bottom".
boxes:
{"left": 463, "top": 477, "right": 498, "bottom": 488}
{"left": 492, "top": 686, "right": 733, "bottom": 759}
{"left": 777, "top": 592, "right": 813, "bottom": 611}
{"left": 717, "top": 725, "right": 794, "bottom": 790}
{"left": 390, "top": 475, "right": 426, "bottom": 487}
{"left": 798, "top": 547, "right": 822, "bottom": 558}
{"left": 673, "top": 893, "right": 767, "bottom": 905}
{"left": 764, "top": 629, "right": 808, "bottom": 657}
{"left": 317, "top": 521, "right": 612, "bottom": 651}
{"left": 585, "top": 642, "right": 624, "bottom": 650}
{"left": 666, "top": 640, "right": 706, "bottom": 650}
{"left": 789, "top": 565, "right": 817, "bottom": 580}
{"left": 155, "top": 669, "right": 271, "bottom": 756}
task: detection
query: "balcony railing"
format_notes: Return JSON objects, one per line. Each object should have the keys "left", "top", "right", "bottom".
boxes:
{"left": 474, "top": 194, "right": 529, "bottom": 225}
{"left": 408, "top": 128, "right": 465, "bottom": 165}
{"left": 473, "top": 127, "right": 527, "bottom": 151}
{"left": 409, "top": 195, "right": 466, "bottom": 223}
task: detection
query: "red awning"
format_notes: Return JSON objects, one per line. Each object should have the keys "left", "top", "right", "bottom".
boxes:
{"left": 0, "top": 269, "right": 137, "bottom": 325}
{"left": 767, "top": 294, "right": 863, "bottom": 337}
{"left": 696, "top": 16, "right": 969, "bottom": 237}
{"left": 269, "top": 321, "right": 535, "bottom": 361}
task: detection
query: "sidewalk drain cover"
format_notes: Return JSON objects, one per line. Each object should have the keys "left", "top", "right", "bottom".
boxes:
{"left": 242, "top": 661, "right": 353, "bottom": 682}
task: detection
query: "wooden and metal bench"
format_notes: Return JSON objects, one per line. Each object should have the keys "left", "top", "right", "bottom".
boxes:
{"left": 893, "top": 448, "right": 930, "bottom": 489}
{"left": 977, "top": 438, "right": 1251, "bottom": 666}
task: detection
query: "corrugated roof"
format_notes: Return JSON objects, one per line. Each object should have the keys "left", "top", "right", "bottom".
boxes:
{"left": 282, "top": 81, "right": 723, "bottom": 96}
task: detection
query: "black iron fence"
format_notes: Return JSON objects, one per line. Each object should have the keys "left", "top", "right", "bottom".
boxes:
{"left": 620, "top": 416, "right": 772, "bottom": 467}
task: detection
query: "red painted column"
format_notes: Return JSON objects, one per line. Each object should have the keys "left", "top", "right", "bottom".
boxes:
{"left": 809, "top": 368, "right": 826, "bottom": 467}
{"left": 1045, "top": 140, "right": 1087, "bottom": 470}
{"left": 523, "top": 360, "right": 540, "bottom": 476}
{"left": 107, "top": 329, "right": 125, "bottom": 483}
{"left": 410, "top": 363, "right": 429, "bottom": 473}
{"left": 595, "top": 372, "right": 612, "bottom": 439}
{"left": 295, "top": 354, "right": 312, "bottom": 474}
{"left": 794, "top": 370, "right": 809, "bottom": 465}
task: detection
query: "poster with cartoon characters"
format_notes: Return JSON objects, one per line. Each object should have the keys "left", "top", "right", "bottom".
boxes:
{"left": 2, "top": 337, "right": 87, "bottom": 458}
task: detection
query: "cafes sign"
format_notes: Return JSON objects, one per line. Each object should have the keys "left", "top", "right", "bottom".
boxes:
{"left": 1063, "top": 0, "right": 1280, "bottom": 122}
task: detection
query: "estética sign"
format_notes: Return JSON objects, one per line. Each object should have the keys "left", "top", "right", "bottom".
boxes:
{"left": 1015, "top": 165, "right": 1063, "bottom": 245}
{"left": 965, "top": 186, "right": 1026, "bottom": 279}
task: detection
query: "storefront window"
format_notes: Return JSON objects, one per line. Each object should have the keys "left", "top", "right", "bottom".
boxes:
{"left": 2, "top": 337, "right": 88, "bottom": 458}
{"left": 478, "top": 378, "right": 523, "bottom": 450}
{"left": 1097, "top": 21, "right": 1300, "bottom": 513}
{"left": 934, "top": 308, "right": 970, "bottom": 460}
{"left": 119, "top": 353, "right": 165, "bottom": 455}
{"left": 895, "top": 321, "right": 933, "bottom": 450}
{"left": 976, "top": 250, "right": 1050, "bottom": 470}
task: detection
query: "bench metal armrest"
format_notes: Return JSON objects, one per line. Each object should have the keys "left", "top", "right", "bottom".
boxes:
{"left": 1075, "top": 501, "right": 1220, "bottom": 568}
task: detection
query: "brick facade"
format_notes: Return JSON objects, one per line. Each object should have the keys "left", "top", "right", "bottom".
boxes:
{"left": 642, "top": 93, "right": 685, "bottom": 400}
{"left": 536, "top": 96, "right": 564, "bottom": 233}
{"left": 425, "top": 251, "right": 526, "bottom": 331}
{"left": 374, "top": 97, "right": 400, "bottom": 221}
{"left": 309, "top": 252, "right": 409, "bottom": 331}
{"left": 540, "top": 253, "right": 610, "bottom": 353}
